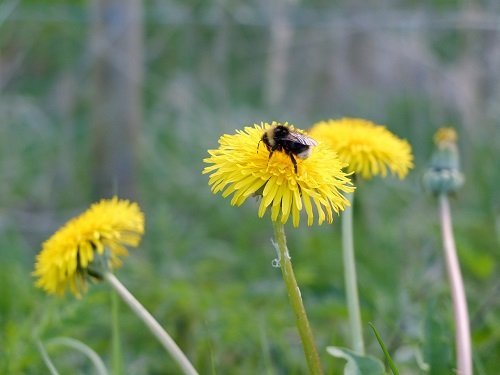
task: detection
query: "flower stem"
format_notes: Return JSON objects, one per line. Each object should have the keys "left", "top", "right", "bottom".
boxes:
{"left": 341, "top": 192, "right": 365, "bottom": 354}
{"left": 36, "top": 338, "right": 60, "bottom": 375}
{"left": 272, "top": 220, "right": 324, "bottom": 375}
{"left": 111, "top": 290, "right": 124, "bottom": 375}
{"left": 438, "top": 194, "right": 472, "bottom": 375}
{"left": 102, "top": 272, "right": 199, "bottom": 375}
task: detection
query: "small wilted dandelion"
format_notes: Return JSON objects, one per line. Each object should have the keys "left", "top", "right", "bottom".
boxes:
{"left": 434, "top": 126, "right": 458, "bottom": 146}
{"left": 203, "top": 122, "right": 354, "bottom": 227}
{"left": 33, "top": 197, "right": 144, "bottom": 297}
{"left": 423, "top": 127, "right": 464, "bottom": 194}
{"left": 425, "top": 127, "right": 471, "bottom": 375}
{"left": 309, "top": 118, "right": 413, "bottom": 179}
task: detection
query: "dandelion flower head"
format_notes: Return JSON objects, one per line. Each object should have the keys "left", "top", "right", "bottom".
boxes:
{"left": 309, "top": 118, "right": 414, "bottom": 179}
{"left": 203, "top": 122, "right": 354, "bottom": 227}
{"left": 33, "top": 197, "right": 145, "bottom": 297}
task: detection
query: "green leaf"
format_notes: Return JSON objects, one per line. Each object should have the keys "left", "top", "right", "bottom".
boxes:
{"left": 368, "top": 322, "right": 399, "bottom": 375}
{"left": 459, "top": 245, "right": 494, "bottom": 279}
{"left": 326, "top": 346, "right": 385, "bottom": 375}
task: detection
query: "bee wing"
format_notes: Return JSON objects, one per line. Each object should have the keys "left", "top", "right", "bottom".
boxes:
{"left": 286, "top": 131, "right": 318, "bottom": 146}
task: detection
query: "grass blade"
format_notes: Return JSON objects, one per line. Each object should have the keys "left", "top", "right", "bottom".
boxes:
{"left": 368, "top": 322, "right": 399, "bottom": 375}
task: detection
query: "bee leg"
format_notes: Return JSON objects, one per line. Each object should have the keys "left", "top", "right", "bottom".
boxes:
{"left": 290, "top": 154, "right": 298, "bottom": 173}
{"left": 264, "top": 151, "right": 274, "bottom": 171}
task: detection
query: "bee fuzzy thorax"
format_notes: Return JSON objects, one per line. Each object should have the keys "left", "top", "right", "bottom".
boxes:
{"left": 260, "top": 124, "right": 318, "bottom": 173}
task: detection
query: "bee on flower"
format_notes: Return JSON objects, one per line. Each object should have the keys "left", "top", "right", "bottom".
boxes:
{"left": 203, "top": 121, "right": 354, "bottom": 227}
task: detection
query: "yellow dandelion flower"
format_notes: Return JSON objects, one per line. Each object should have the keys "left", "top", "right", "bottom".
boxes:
{"left": 309, "top": 118, "right": 414, "bottom": 179}
{"left": 202, "top": 122, "right": 354, "bottom": 227}
{"left": 33, "top": 197, "right": 145, "bottom": 297}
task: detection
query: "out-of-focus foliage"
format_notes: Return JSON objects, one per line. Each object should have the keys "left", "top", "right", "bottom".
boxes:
{"left": 1, "top": 1, "right": 499, "bottom": 374}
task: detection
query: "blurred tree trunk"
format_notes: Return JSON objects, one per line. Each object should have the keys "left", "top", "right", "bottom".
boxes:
{"left": 265, "top": 0, "right": 293, "bottom": 108}
{"left": 212, "top": 1, "right": 229, "bottom": 109}
{"left": 89, "top": 0, "right": 143, "bottom": 200}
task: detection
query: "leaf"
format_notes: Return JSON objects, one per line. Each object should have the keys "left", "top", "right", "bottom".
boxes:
{"left": 326, "top": 346, "right": 385, "bottom": 375}
{"left": 368, "top": 322, "right": 399, "bottom": 375}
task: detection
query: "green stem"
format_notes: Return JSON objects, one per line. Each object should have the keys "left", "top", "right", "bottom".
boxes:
{"left": 272, "top": 220, "right": 324, "bottom": 375}
{"left": 36, "top": 338, "right": 60, "bottom": 375}
{"left": 111, "top": 290, "right": 123, "bottom": 375}
{"left": 102, "top": 272, "right": 199, "bottom": 375}
{"left": 341, "top": 192, "right": 365, "bottom": 354}
{"left": 438, "top": 194, "right": 472, "bottom": 375}
{"left": 46, "top": 337, "right": 108, "bottom": 375}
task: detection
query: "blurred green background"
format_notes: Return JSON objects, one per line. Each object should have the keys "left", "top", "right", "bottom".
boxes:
{"left": 1, "top": 0, "right": 499, "bottom": 374}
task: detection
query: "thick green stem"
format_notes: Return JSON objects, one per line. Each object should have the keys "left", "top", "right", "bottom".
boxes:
{"left": 341, "top": 192, "right": 365, "bottom": 354}
{"left": 438, "top": 194, "right": 472, "bottom": 375}
{"left": 272, "top": 220, "right": 324, "bottom": 375}
{"left": 103, "top": 272, "right": 199, "bottom": 375}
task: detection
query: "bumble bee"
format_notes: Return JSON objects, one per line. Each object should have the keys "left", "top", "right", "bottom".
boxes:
{"left": 259, "top": 124, "right": 318, "bottom": 173}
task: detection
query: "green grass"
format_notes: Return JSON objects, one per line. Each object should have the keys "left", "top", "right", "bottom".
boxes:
{"left": 1, "top": 2, "right": 499, "bottom": 373}
{"left": 2, "top": 111, "right": 498, "bottom": 373}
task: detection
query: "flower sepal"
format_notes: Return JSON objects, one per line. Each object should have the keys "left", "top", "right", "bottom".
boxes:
{"left": 423, "top": 127, "right": 465, "bottom": 195}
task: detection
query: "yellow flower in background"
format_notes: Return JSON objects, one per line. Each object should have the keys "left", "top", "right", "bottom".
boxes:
{"left": 203, "top": 122, "right": 354, "bottom": 227}
{"left": 33, "top": 197, "right": 145, "bottom": 297}
{"left": 309, "top": 118, "right": 414, "bottom": 179}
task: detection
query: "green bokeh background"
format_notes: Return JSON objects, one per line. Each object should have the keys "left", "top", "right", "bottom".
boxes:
{"left": 1, "top": 1, "right": 499, "bottom": 374}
